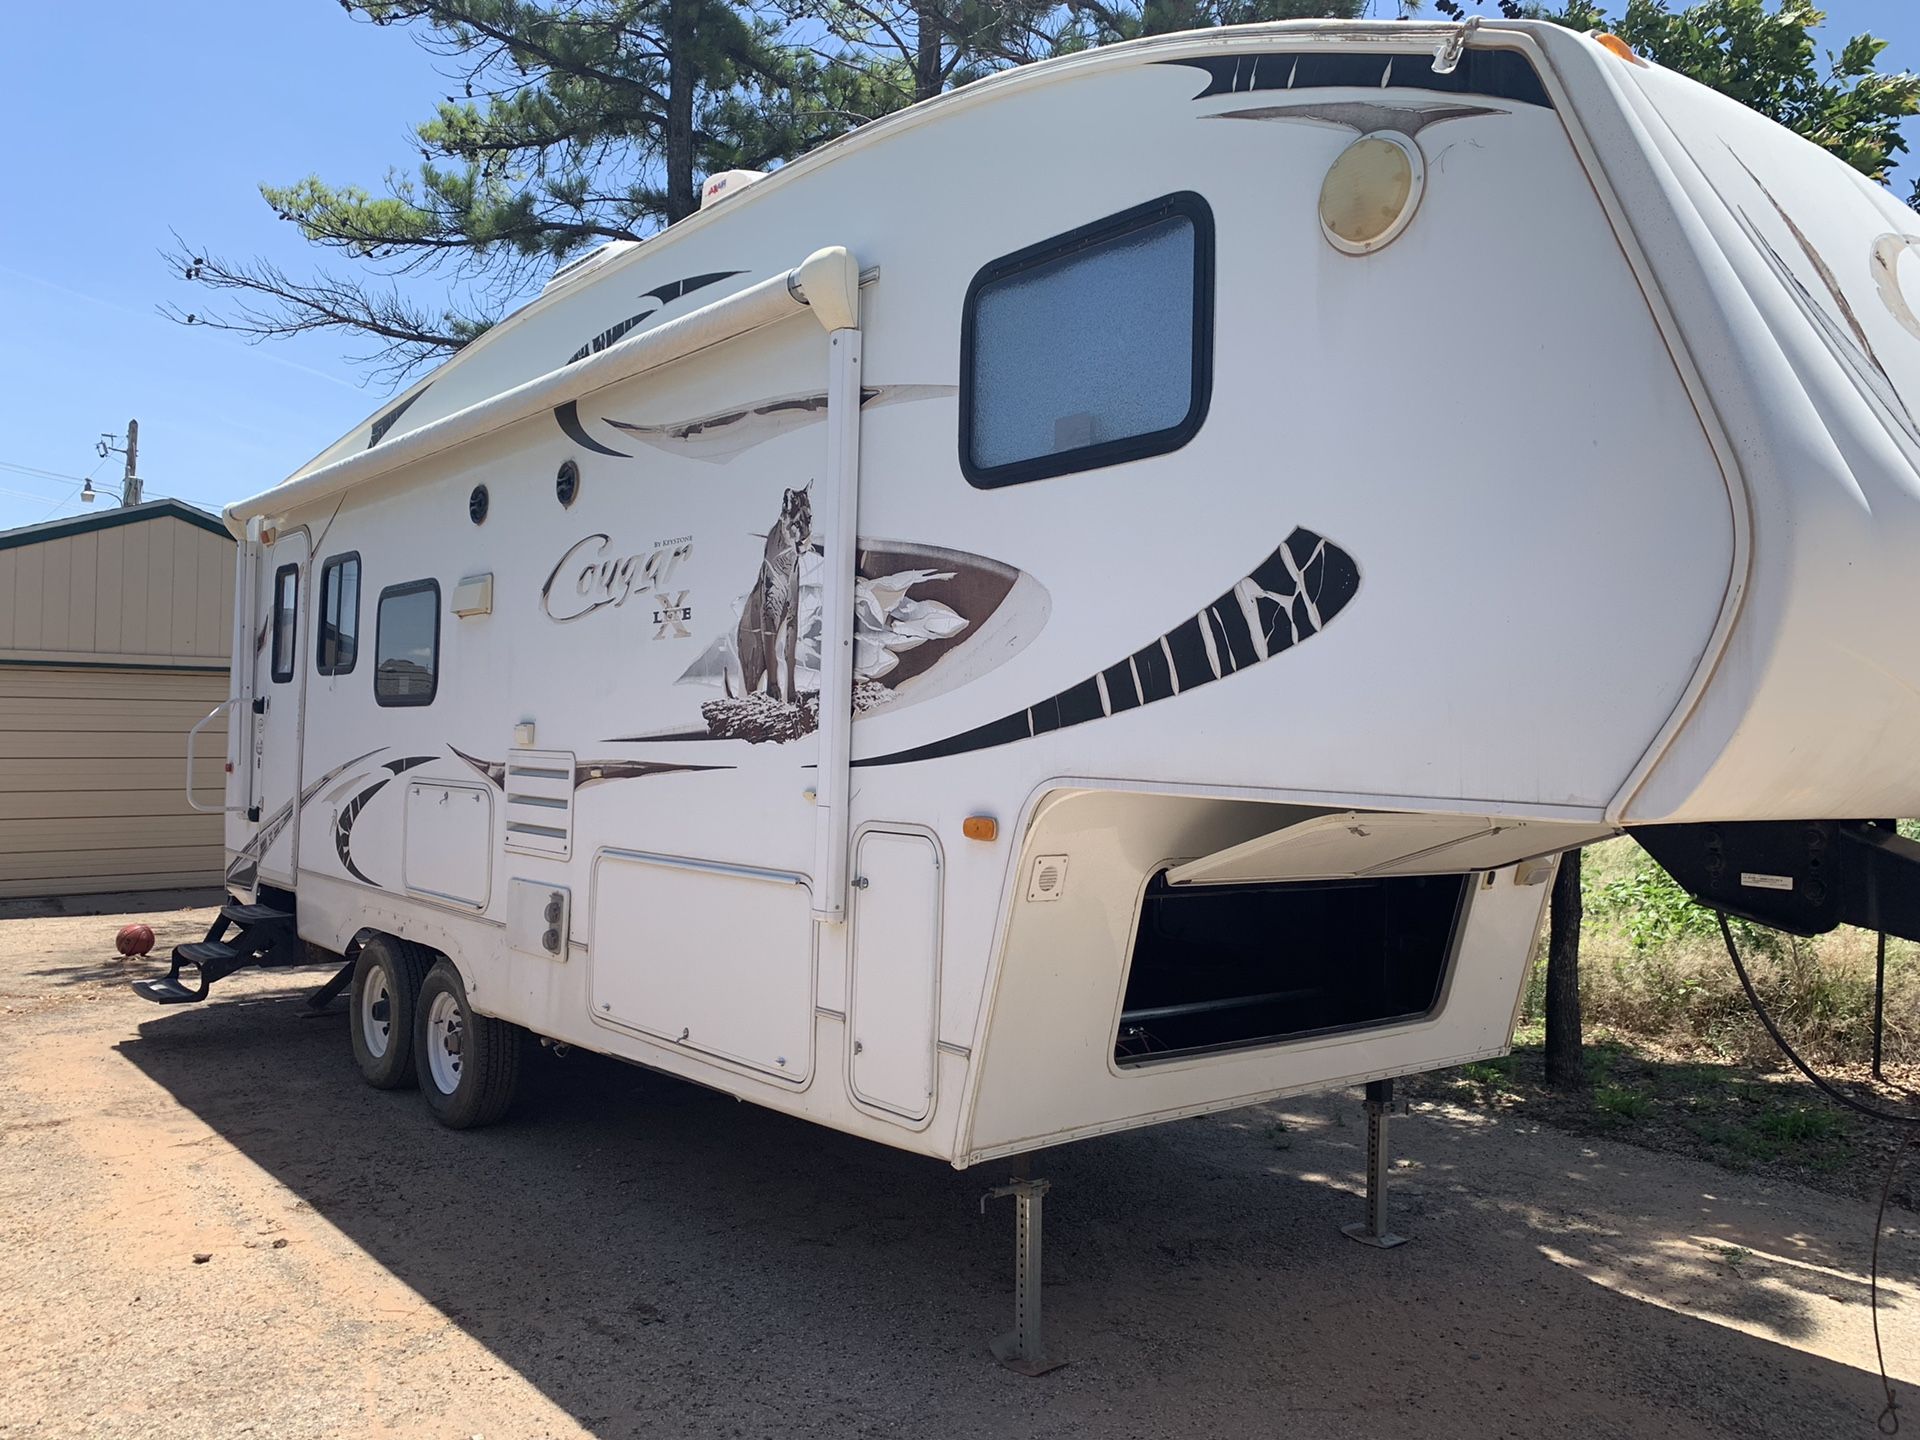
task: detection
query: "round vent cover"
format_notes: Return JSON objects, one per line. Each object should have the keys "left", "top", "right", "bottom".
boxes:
{"left": 556, "top": 459, "right": 580, "bottom": 508}
{"left": 468, "top": 484, "right": 490, "bottom": 525}
{"left": 1319, "top": 131, "right": 1424, "bottom": 256}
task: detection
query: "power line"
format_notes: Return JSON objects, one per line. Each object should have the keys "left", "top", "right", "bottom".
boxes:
{"left": 0, "top": 458, "right": 90, "bottom": 485}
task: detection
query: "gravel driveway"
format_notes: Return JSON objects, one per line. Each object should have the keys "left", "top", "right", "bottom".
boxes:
{"left": 1, "top": 899, "right": 1913, "bottom": 1439}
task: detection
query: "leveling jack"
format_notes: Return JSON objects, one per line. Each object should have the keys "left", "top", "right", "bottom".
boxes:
{"left": 981, "top": 1167, "right": 1066, "bottom": 1375}
{"left": 1342, "top": 1078, "right": 1409, "bottom": 1249}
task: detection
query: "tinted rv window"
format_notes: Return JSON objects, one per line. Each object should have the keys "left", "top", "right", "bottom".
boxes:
{"left": 374, "top": 580, "right": 439, "bottom": 707}
{"left": 315, "top": 553, "right": 360, "bottom": 675}
{"left": 270, "top": 564, "right": 298, "bottom": 684}
{"left": 961, "top": 191, "right": 1213, "bottom": 488}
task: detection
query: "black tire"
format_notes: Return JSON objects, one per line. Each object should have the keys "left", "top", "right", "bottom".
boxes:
{"left": 413, "top": 959, "right": 522, "bottom": 1129}
{"left": 349, "top": 935, "right": 429, "bottom": 1090}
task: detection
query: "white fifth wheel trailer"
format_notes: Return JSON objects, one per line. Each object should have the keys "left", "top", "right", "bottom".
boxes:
{"left": 153, "top": 17, "right": 1920, "bottom": 1367}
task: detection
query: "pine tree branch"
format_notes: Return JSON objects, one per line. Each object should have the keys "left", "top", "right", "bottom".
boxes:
{"left": 161, "top": 234, "right": 492, "bottom": 384}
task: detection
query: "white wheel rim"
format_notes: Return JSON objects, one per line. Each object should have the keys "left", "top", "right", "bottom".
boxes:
{"left": 360, "top": 962, "right": 393, "bottom": 1060}
{"left": 426, "top": 989, "right": 464, "bottom": 1095}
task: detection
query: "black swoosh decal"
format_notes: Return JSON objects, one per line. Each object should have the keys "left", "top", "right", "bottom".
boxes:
{"left": 368, "top": 387, "right": 428, "bottom": 448}
{"left": 566, "top": 270, "right": 745, "bottom": 364}
{"left": 555, "top": 399, "right": 630, "bottom": 457}
{"left": 334, "top": 777, "right": 390, "bottom": 886}
{"left": 1159, "top": 50, "right": 1550, "bottom": 108}
{"left": 450, "top": 745, "right": 727, "bottom": 788}
{"left": 853, "top": 527, "right": 1360, "bottom": 767}
{"left": 225, "top": 746, "right": 385, "bottom": 882}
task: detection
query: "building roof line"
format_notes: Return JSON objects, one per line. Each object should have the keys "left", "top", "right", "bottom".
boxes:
{"left": 0, "top": 498, "right": 229, "bottom": 554}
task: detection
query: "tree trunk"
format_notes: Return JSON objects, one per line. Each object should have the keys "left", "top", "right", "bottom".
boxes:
{"left": 1544, "top": 847, "right": 1585, "bottom": 1089}
{"left": 914, "top": 0, "right": 943, "bottom": 103}
{"left": 665, "top": 0, "right": 698, "bottom": 223}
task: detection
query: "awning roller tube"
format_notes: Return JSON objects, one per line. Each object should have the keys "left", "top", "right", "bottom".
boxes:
{"left": 223, "top": 246, "right": 861, "bottom": 533}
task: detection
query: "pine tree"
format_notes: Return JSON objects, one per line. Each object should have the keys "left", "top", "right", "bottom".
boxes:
{"left": 164, "top": 0, "right": 832, "bottom": 379}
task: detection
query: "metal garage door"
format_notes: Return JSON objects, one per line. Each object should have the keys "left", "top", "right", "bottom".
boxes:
{"left": 0, "top": 666, "right": 228, "bottom": 899}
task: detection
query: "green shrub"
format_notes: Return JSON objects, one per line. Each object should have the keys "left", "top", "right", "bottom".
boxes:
{"left": 1585, "top": 850, "right": 1781, "bottom": 957}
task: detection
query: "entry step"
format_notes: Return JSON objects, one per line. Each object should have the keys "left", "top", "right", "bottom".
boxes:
{"left": 176, "top": 941, "right": 241, "bottom": 965}
{"left": 132, "top": 976, "right": 205, "bottom": 1005}
{"left": 222, "top": 903, "right": 292, "bottom": 927}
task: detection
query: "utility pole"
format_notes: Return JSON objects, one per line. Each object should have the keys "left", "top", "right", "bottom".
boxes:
{"left": 91, "top": 420, "right": 141, "bottom": 506}
{"left": 121, "top": 419, "right": 140, "bottom": 506}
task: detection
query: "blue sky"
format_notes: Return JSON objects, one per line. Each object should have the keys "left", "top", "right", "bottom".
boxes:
{"left": 1, "top": 1, "right": 1916, "bottom": 531}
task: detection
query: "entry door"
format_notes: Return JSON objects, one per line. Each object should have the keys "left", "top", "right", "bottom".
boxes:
{"left": 248, "top": 530, "right": 309, "bottom": 888}
{"left": 848, "top": 830, "right": 942, "bottom": 1121}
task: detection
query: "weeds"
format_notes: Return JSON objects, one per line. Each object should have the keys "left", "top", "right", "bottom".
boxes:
{"left": 1593, "top": 1084, "right": 1652, "bottom": 1120}
{"left": 1518, "top": 837, "right": 1920, "bottom": 1070}
{"left": 1753, "top": 1105, "right": 1846, "bottom": 1145}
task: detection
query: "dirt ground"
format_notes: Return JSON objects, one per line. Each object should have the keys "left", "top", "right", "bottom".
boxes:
{"left": 2, "top": 900, "right": 1916, "bottom": 1440}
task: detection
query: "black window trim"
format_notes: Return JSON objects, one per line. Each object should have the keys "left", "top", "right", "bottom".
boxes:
{"left": 270, "top": 562, "right": 299, "bottom": 684}
{"left": 314, "top": 551, "right": 362, "bottom": 677}
{"left": 373, "top": 578, "right": 441, "bottom": 709}
{"left": 958, "top": 189, "right": 1216, "bottom": 490}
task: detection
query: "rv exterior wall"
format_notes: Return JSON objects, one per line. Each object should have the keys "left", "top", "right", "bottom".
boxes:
{"left": 217, "top": 23, "right": 1920, "bottom": 1160}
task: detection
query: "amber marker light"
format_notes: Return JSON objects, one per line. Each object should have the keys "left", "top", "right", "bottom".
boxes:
{"left": 963, "top": 816, "right": 999, "bottom": 842}
{"left": 1592, "top": 32, "right": 1646, "bottom": 65}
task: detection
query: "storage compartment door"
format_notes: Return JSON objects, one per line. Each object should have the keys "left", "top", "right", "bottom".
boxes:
{"left": 403, "top": 780, "right": 494, "bottom": 908}
{"left": 848, "top": 831, "right": 941, "bottom": 1121}
{"left": 591, "top": 852, "right": 815, "bottom": 1083}
{"left": 1165, "top": 812, "right": 1597, "bottom": 886}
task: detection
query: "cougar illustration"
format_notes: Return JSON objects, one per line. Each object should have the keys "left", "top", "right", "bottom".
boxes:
{"left": 735, "top": 484, "right": 813, "bottom": 703}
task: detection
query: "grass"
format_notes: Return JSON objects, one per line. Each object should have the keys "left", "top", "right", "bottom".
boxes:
{"left": 1416, "top": 835, "right": 1920, "bottom": 1203}
{"left": 1529, "top": 836, "right": 1920, "bottom": 1072}
{"left": 1409, "top": 1037, "right": 1896, "bottom": 1201}
{"left": 1592, "top": 1085, "right": 1652, "bottom": 1121}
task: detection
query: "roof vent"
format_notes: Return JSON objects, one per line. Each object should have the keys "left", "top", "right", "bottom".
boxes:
{"left": 701, "top": 170, "right": 767, "bottom": 209}
{"left": 541, "top": 239, "right": 639, "bottom": 295}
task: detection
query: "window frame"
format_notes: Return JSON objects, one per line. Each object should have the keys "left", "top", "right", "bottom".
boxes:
{"left": 269, "top": 563, "right": 299, "bottom": 684}
{"left": 958, "top": 190, "right": 1216, "bottom": 490}
{"left": 373, "top": 578, "right": 441, "bottom": 709}
{"left": 314, "top": 551, "right": 362, "bottom": 677}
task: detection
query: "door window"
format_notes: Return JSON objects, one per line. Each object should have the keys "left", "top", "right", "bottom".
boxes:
{"left": 270, "top": 564, "right": 299, "bottom": 684}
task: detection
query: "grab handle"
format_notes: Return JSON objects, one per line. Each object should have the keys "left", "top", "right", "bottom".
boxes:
{"left": 185, "top": 698, "right": 242, "bottom": 813}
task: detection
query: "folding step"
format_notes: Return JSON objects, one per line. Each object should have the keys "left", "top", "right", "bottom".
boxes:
{"left": 129, "top": 906, "right": 301, "bottom": 1007}
{"left": 222, "top": 903, "right": 293, "bottom": 928}
{"left": 130, "top": 940, "right": 244, "bottom": 1007}
{"left": 177, "top": 941, "right": 242, "bottom": 966}
{"left": 132, "top": 975, "right": 207, "bottom": 1005}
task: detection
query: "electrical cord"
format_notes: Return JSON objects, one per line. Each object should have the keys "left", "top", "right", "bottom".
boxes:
{"left": 1716, "top": 914, "right": 1918, "bottom": 1127}
{"left": 1716, "top": 913, "right": 1916, "bottom": 1433}
{"left": 1874, "top": 1138, "right": 1917, "bottom": 1435}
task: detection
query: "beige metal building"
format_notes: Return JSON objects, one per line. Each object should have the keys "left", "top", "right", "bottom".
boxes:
{"left": 0, "top": 500, "right": 234, "bottom": 898}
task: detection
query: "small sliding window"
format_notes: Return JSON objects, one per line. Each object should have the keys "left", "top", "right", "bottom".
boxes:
{"left": 960, "top": 191, "right": 1214, "bottom": 488}
{"left": 315, "top": 553, "right": 361, "bottom": 676}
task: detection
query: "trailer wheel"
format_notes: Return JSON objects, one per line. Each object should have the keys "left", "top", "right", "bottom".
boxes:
{"left": 349, "top": 935, "right": 430, "bottom": 1089}
{"left": 414, "top": 960, "right": 522, "bottom": 1129}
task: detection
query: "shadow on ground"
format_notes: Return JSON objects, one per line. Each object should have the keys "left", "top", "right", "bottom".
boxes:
{"left": 113, "top": 986, "right": 1900, "bottom": 1439}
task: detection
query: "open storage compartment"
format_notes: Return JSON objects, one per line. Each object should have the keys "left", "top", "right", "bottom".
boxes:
{"left": 1114, "top": 870, "right": 1469, "bottom": 1065}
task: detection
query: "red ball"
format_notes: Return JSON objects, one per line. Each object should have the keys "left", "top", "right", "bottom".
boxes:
{"left": 116, "top": 923, "right": 155, "bottom": 958}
